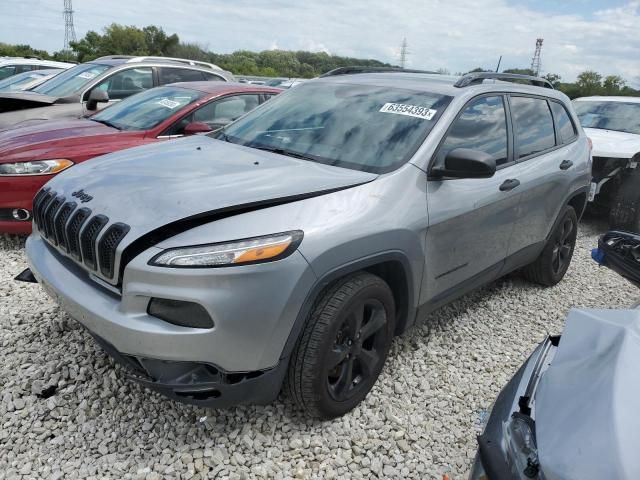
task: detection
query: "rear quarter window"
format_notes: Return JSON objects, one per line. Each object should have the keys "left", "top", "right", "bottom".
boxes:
{"left": 550, "top": 101, "right": 578, "bottom": 144}
{"left": 510, "top": 96, "right": 556, "bottom": 159}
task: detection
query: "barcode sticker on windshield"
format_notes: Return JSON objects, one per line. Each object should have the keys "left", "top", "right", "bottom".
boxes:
{"left": 379, "top": 103, "right": 437, "bottom": 120}
{"left": 77, "top": 72, "right": 96, "bottom": 80}
{"left": 157, "top": 99, "right": 181, "bottom": 109}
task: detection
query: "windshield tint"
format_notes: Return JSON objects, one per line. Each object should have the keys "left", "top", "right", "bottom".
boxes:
{"left": 219, "top": 81, "right": 452, "bottom": 173}
{"left": 33, "top": 63, "right": 109, "bottom": 97}
{"left": 574, "top": 100, "right": 640, "bottom": 136}
{"left": 91, "top": 86, "right": 203, "bottom": 131}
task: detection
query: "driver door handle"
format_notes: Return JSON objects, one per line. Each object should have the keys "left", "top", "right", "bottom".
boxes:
{"left": 560, "top": 160, "right": 574, "bottom": 170}
{"left": 500, "top": 179, "right": 521, "bottom": 192}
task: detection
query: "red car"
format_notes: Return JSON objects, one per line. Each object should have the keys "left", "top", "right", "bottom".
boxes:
{"left": 0, "top": 82, "right": 281, "bottom": 233}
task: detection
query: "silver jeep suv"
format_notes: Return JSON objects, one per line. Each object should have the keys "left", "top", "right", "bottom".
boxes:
{"left": 24, "top": 70, "right": 591, "bottom": 418}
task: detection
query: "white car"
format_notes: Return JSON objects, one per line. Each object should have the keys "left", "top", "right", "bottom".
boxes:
{"left": 0, "top": 57, "right": 74, "bottom": 81}
{"left": 574, "top": 96, "right": 640, "bottom": 231}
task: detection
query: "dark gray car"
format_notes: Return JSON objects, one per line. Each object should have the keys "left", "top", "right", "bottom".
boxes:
{"left": 0, "top": 56, "right": 234, "bottom": 129}
{"left": 23, "top": 70, "right": 591, "bottom": 418}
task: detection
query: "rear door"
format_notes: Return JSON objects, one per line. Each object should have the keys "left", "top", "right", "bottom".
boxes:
{"left": 505, "top": 96, "right": 579, "bottom": 259}
{"left": 423, "top": 94, "right": 521, "bottom": 304}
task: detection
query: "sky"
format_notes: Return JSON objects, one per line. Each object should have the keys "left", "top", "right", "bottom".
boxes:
{"left": 1, "top": 0, "right": 639, "bottom": 87}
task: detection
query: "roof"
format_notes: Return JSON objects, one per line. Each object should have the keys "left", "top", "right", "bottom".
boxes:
{"left": 0, "top": 58, "right": 74, "bottom": 68}
{"left": 313, "top": 71, "right": 569, "bottom": 100}
{"left": 574, "top": 96, "right": 640, "bottom": 103}
{"left": 168, "top": 81, "right": 283, "bottom": 95}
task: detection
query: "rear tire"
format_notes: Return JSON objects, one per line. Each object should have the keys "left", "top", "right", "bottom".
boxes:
{"left": 286, "top": 272, "right": 395, "bottom": 419}
{"left": 523, "top": 206, "right": 578, "bottom": 286}
{"left": 610, "top": 170, "right": 640, "bottom": 233}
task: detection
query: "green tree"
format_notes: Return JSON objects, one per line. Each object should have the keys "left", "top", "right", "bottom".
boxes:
{"left": 602, "top": 75, "right": 625, "bottom": 95}
{"left": 543, "top": 73, "right": 562, "bottom": 89}
{"left": 576, "top": 71, "right": 603, "bottom": 96}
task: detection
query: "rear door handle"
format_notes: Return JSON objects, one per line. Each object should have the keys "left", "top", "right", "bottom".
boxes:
{"left": 560, "top": 160, "right": 574, "bottom": 170}
{"left": 500, "top": 179, "right": 521, "bottom": 191}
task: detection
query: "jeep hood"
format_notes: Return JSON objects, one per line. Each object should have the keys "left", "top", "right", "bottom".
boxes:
{"left": 42, "top": 135, "right": 377, "bottom": 247}
{"left": 536, "top": 308, "right": 640, "bottom": 480}
{"left": 585, "top": 127, "right": 640, "bottom": 159}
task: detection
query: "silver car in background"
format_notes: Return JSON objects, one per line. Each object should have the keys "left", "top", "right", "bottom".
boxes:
{"left": 23, "top": 70, "right": 591, "bottom": 418}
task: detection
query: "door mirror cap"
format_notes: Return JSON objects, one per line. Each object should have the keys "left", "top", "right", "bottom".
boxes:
{"left": 86, "top": 89, "right": 109, "bottom": 111}
{"left": 184, "top": 121, "right": 212, "bottom": 135}
{"left": 433, "top": 148, "right": 497, "bottom": 179}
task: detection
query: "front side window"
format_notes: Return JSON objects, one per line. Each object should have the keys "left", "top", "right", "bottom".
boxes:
{"left": 550, "top": 102, "right": 578, "bottom": 144}
{"left": 219, "top": 82, "right": 452, "bottom": 173}
{"left": 33, "top": 63, "right": 109, "bottom": 97}
{"left": 511, "top": 96, "right": 556, "bottom": 159}
{"left": 436, "top": 96, "right": 509, "bottom": 167}
{"left": 92, "top": 67, "right": 153, "bottom": 100}
{"left": 90, "top": 86, "right": 203, "bottom": 131}
{"left": 574, "top": 100, "right": 640, "bottom": 136}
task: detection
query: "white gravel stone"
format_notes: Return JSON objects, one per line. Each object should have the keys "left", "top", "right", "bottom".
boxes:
{"left": 0, "top": 217, "right": 636, "bottom": 479}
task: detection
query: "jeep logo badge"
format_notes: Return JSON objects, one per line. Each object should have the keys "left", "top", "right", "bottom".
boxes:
{"left": 71, "top": 189, "right": 93, "bottom": 203}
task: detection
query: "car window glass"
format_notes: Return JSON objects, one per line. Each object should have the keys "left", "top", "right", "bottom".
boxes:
{"left": 511, "top": 96, "right": 556, "bottom": 158}
{"left": 574, "top": 101, "right": 640, "bottom": 136}
{"left": 93, "top": 67, "right": 153, "bottom": 100}
{"left": 220, "top": 82, "right": 452, "bottom": 174}
{"left": 33, "top": 63, "right": 110, "bottom": 97}
{"left": 550, "top": 102, "right": 577, "bottom": 144}
{"left": 90, "top": 86, "right": 203, "bottom": 131}
{"left": 436, "top": 96, "right": 509, "bottom": 167}
{"left": 158, "top": 68, "right": 204, "bottom": 84}
{"left": 15, "top": 65, "right": 35, "bottom": 74}
{"left": 0, "top": 65, "right": 16, "bottom": 80}
{"left": 201, "top": 72, "right": 225, "bottom": 82}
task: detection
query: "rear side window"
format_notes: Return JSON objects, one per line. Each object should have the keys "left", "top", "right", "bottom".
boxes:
{"left": 550, "top": 102, "right": 577, "bottom": 144}
{"left": 437, "top": 96, "right": 509, "bottom": 166}
{"left": 158, "top": 68, "right": 204, "bottom": 84}
{"left": 510, "top": 96, "right": 555, "bottom": 159}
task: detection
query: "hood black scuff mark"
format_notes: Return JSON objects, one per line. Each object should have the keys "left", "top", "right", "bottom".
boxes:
{"left": 118, "top": 181, "right": 371, "bottom": 284}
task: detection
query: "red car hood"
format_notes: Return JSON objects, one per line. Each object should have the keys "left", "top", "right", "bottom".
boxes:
{"left": 0, "top": 118, "right": 147, "bottom": 163}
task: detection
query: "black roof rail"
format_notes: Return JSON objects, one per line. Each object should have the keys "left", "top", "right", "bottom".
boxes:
{"left": 455, "top": 72, "right": 554, "bottom": 89}
{"left": 320, "top": 66, "right": 439, "bottom": 77}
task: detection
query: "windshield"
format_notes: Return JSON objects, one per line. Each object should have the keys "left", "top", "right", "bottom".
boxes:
{"left": 32, "top": 63, "right": 109, "bottom": 97}
{"left": 91, "top": 86, "right": 203, "bottom": 131}
{"left": 0, "top": 70, "right": 51, "bottom": 91}
{"left": 219, "top": 81, "right": 452, "bottom": 173}
{"left": 574, "top": 100, "right": 640, "bottom": 136}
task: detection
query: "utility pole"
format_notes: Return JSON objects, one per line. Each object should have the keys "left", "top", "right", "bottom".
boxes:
{"left": 530, "top": 38, "right": 543, "bottom": 76}
{"left": 399, "top": 38, "right": 409, "bottom": 69}
{"left": 63, "top": 0, "right": 77, "bottom": 51}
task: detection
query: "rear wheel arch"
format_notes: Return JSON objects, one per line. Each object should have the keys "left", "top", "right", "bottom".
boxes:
{"left": 566, "top": 189, "right": 588, "bottom": 221}
{"left": 280, "top": 252, "right": 416, "bottom": 362}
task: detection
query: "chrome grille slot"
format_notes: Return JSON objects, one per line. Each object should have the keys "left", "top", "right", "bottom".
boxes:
{"left": 32, "top": 188, "right": 50, "bottom": 230}
{"left": 98, "top": 223, "right": 130, "bottom": 278}
{"left": 80, "top": 215, "right": 108, "bottom": 270}
{"left": 66, "top": 207, "right": 91, "bottom": 260}
{"left": 53, "top": 201, "right": 77, "bottom": 251}
{"left": 36, "top": 191, "right": 55, "bottom": 231}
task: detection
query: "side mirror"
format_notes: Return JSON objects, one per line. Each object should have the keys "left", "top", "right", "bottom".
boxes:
{"left": 86, "top": 89, "right": 109, "bottom": 111}
{"left": 183, "top": 121, "right": 211, "bottom": 135}
{"left": 433, "top": 148, "right": 496, "bottom": 179}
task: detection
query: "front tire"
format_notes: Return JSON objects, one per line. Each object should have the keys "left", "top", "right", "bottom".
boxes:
{"left": 523, "top": 206, "right": 578, "bottom": 286}
{"left": 286, "top": 272, "right": 396, "bottom": 419}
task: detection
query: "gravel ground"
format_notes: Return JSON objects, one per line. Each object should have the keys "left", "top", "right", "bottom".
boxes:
{"left": 1, "top": 216, "right": 637, "bottom": 480}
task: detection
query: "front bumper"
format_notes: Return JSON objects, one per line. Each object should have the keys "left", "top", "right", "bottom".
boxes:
{"left": 0, "top": 175, "right": 51, "bottom": 234}
{"left": 26, "top": 232, "right": 316, "bottom": 378}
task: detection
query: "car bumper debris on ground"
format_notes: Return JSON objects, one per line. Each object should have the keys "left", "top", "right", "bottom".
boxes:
{"left": 0, "top": 217, "right": 636, "bottom": 479}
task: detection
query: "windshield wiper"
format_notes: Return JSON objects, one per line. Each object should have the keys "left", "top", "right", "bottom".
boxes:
{"left": 248, "top": 144, "right": 319, "bottom": 162}
{"left": 90, "top": 118, "right": 121, "bottom": 130}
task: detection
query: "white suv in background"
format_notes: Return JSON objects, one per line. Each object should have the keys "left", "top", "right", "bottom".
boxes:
{"left": 0, "top": 57, "right": 74, "bottom": 80}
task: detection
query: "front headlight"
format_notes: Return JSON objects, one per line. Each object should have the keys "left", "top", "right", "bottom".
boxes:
{"left": 150, "top": 231, "right": 304, "bottom": 268}
{"left": 503, "top": 412, "right": 540, "bottom": 479}
{"left": 0, "top": 159, "right": 74, "bottom": 176}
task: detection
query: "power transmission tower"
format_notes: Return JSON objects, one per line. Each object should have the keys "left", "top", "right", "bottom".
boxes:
{"left": 63, "top": 0, "right": 77, "bottom": 50}
{"left": 530, "top": 38, "right": 543, "bottom": 76}
{"left": 399, "top": 38, "right": 409, "bottom": 69}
